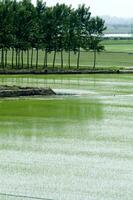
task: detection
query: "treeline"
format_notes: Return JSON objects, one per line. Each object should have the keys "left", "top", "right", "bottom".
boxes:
{"left": 0, "top": 0, "right": 106, "bottom": 70}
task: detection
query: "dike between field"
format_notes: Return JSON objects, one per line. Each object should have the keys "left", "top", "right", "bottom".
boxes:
{"left": 0, "top": 69, "right": 133, "bottom": 74}
{"left": 0, "top": 85, "right": 56, "bottom": 97}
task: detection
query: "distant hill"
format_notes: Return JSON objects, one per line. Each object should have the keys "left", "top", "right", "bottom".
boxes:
{"left": 101, "top": 16, "right": 133, "bottom": 34}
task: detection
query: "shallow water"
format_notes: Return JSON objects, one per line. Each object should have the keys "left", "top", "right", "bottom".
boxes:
{"left": 0, "top": 74, "right": 133, "bottom": 200}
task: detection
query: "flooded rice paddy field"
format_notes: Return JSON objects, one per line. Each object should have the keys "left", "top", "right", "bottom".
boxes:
{"left": 0, "top": 74, "right": 133, "bottom": 200}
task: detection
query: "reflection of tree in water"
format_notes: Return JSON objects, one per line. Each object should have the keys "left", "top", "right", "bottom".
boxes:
{"left": 63, "top": 99, "right": 102, "bottom": 121}
{"left": 0, "top": 98, "right": 103, "bottom": 138}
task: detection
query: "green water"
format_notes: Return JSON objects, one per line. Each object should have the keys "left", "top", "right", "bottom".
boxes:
{"left": 0, "top": 74, "right": 133, "bottom": 200}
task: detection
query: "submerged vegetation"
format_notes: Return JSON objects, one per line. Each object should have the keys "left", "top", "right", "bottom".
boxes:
{"left": 0, "top": 0, "right": 106, "bottom": 70}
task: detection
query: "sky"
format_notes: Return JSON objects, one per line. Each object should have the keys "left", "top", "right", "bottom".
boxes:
{"left": 36, "top": 0, "right": 133, "bottom": 18}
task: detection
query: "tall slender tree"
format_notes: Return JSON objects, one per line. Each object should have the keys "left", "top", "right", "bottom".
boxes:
{"left": 74, "top": 5, "right": 91, "bottom": 69}
{"left": 86, "top": 16, "right": 106, "bottom": 69}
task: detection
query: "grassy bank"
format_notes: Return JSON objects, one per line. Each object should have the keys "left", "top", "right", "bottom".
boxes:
{"left": 1, "top": 50, "right": 133, "bottom": 69}
{"left": 102, "top": 39, "right": 133, "bottom": 53}
{"left": 0, "top": 39, "right": 133, "bottom": 72}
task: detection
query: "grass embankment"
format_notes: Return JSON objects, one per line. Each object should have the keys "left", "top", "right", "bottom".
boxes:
{"left": 1, "top": 39, "right": 133, "bottom": 73}
{"left": 102, "top": 39, "right": 133, "bottom": 53}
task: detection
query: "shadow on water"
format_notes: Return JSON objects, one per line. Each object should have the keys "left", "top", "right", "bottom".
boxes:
{"left": 0, "top": 97, "right": 103, "bottom": 138}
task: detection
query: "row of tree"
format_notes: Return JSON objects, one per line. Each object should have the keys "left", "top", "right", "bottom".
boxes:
{"left": 0, "top": 0, "right": 106, "bottom": 70}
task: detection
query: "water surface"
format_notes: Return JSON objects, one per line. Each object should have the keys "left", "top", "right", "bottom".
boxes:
{"left": 0, "top": 74, "right": 133, "bottom": 200}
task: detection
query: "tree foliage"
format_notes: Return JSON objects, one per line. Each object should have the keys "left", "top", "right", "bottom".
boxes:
{"left": 0, "top": 0, "right": 106, "bottom": 69}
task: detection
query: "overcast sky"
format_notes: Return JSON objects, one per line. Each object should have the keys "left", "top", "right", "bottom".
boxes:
{"left": 37, "top": 0, "right": 133, "bottom": 18}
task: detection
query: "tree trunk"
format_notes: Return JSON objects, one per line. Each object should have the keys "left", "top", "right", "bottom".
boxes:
{"left": 61, "top": 50, "right": 63, "bottom": 69}
{"left": 93, "top": 50, "right": 96, "bottom": 70}
{"left": 36, "top": 48, "right": 38, "bottom": 69}
{"left": 0, "top": 49, "right": 1, "bottom": 68}
{"left": 44, "top": 49, "right": 47, "bottom": 69}
{"left": 27, "top": 49, "right": 29, "bottom": 69}
{"left": 12, "top": 48, "right": 14, "bottom": 69}
{"left": 68, "top": 49, "right": 71, "bottom": 69}
{"left": 53, "top": 50, "right": 56, "bottom": 68}
{"left": 5, "top": 49, "right": 7, "bottom": 68}
{"left": 31, "top": 48, "right": 33, "bottom": 68}
{"left": 15, "top": 48, "right": 18, "bottom": 68}
{"left": 1, "top": 47, "right": 4, "bottom": 68}
{"left": 21, "top": 50, "right": 23, "bottom": 68}
{"left": 18, "top": 49, "right": 20, "bottom": 68}
{"left": 77, "top": 48, "right": 80, "bottom": 69}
